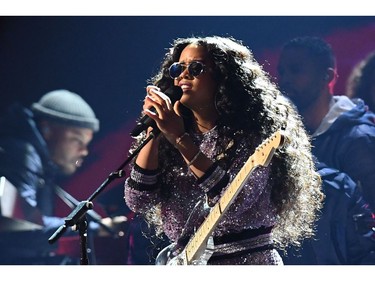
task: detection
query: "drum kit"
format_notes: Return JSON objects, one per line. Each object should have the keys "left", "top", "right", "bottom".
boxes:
{"left": 0, "top": 176, "right": 130, "bottom": 265}
{"left": 1, "top": 176, "right": 43, "bottom": 229}
{"left": 0, "top": 215, "right": 43, "bottom": 232}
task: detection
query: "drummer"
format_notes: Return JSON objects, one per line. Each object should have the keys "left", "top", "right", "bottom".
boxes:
{"left": 0, "top": 90, "right": 100, "bottom": 264}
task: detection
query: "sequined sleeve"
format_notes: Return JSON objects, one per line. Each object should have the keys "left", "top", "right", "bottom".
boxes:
{"left": 124, "top": 163, "right": 161, "bottom": 213}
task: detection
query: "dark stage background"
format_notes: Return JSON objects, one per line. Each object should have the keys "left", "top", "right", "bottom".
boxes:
{"left": 1, "top": 16, "right": 375, "bottom": 264}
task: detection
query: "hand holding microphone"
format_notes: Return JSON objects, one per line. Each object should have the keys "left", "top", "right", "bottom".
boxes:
{"left": 130, "top": 85, "right": 183, "bottom": 137}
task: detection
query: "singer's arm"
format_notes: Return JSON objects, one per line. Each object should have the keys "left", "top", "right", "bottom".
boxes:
{"left": 134, "top": 128, "right": 160, "bottom": 170}
{"left": 124, "top": 127, "right": 162, "bottom": 213}
{"left": 124, "top": 131, "right": 229, "bottom": 213}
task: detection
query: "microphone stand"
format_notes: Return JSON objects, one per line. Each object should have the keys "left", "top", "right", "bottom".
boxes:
{"left": 48, "top": 127, "right": 160, "bottom": 265}
{"left": 54, "top": 185, "right": 117, "bottom": 237}
{"left": 54, "top": 185, "right": 118, "bottom": 265}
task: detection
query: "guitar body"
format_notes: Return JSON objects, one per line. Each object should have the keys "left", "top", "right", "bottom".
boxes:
{"left": 156, "top": 236, "right": 215, "bottom": 265}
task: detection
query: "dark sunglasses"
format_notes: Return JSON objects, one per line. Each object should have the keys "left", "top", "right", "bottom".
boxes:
{"left": 169, "top": 61, "right": 206, "bottom": 79}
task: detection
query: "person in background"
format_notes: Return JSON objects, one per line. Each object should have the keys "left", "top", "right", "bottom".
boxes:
{"left": 277, "top": 36, "right": 375, "bottom": 210}
{"left": 0, "top": 89, "right": 102, "bottom": 264}
{"left": 277, "top": 36, "right": 375, "bottom": 264}
{"left": 282, "top": 161, "right": 375, "bottom": 264}
{"left": 124, "top": 35, "right": 323, "bottom": 265}
{"left": 345, "top": 50, "right": 375, "bottom": 111}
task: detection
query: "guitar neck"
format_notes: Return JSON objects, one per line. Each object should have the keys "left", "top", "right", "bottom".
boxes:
{"left": 184, "top": 154, "right": 256, "bottom": 263}
{"left": 183, "top": 131, "right": 283, "bottom": 264}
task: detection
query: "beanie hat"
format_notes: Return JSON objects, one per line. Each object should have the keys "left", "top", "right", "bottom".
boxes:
{"left": 31, "top": 89, "right": 99, "bottom": 132}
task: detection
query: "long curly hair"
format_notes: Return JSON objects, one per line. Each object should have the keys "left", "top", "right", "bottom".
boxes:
{"left": 131, "top": 35, "right": 323, "bottom": 251}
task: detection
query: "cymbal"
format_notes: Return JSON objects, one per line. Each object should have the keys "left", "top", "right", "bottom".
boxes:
{"left": 0, "top": 216, "right": 43, "bottom": 232}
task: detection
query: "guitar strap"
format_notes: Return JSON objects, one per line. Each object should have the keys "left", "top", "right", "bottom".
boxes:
{"left": 213, "top": 225, "right": 273, "bottom": 245}
{"left": 209, "top": 244, "right": 274, "bottom": 262}
{"left": 209, "top": 226, "right": 274, "bottom": 262}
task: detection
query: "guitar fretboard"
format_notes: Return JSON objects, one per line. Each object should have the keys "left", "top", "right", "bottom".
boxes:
{"left": 184, "top": 131, "right": 283, "bottom": 263}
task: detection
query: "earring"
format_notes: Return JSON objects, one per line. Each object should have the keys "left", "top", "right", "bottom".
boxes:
{"left": 214, "top": 92, "right": 220, "bottom": 115}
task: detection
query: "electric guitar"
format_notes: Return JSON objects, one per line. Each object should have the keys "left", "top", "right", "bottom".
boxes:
{"left": 155, "top": 130, "right": 285, "bottom": 265}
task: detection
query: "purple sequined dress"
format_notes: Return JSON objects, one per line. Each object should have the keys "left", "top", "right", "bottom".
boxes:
{"left": 124, "top": 126, "right": 283, "bottom": 265}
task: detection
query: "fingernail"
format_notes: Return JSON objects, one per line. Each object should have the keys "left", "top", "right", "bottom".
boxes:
{"left": 146, "top": 95, "right": 156, "bottom": 101}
